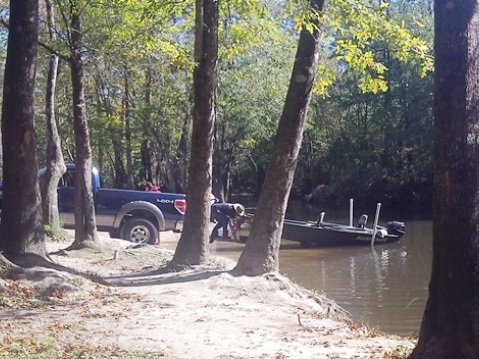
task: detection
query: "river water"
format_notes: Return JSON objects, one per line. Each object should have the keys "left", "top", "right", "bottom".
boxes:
{"left": 210, "top": 218, "right": 432, "bottom": 337}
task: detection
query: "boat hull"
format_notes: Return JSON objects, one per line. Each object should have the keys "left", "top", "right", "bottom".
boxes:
{"left": 281, "top": 219, "right": 403, "bottom": 247}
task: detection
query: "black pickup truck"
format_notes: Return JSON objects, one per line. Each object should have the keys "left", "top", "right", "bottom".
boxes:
{"left": 0, "top": 164, "right": 187, "bottom": 244}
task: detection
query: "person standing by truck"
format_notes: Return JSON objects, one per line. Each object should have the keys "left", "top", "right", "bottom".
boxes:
{"left": 145, "top": 181, "right": 160, "bottom": 192}
{"left": 210, "top": 202, "right": 245, "bottom": 242}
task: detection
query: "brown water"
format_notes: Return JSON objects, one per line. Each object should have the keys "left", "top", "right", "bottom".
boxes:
{"left": 209, "top": 219, "right": 432, "bottom": 337}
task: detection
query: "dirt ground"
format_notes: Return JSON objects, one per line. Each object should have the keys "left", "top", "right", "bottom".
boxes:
{"left": 0, "top": 230, "right": 416, "bottom": 358}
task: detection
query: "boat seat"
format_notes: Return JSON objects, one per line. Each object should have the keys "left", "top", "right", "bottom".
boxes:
{"left": 358, "top": 214, "right": 368, "bottom": 228}
{"left": 316, "top": 212, "right": 325, "bottom": 226}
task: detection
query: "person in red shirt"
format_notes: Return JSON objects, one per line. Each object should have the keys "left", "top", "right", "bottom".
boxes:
{"left": 145, "top": 181, "right": 160, "bottom": 192}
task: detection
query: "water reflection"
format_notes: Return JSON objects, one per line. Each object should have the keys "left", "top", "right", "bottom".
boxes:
{"left": 209, "top": 220, "right": 432, "bottom": 337}
{"left": 277, "top": 221, "right": 432, "bottom": 336}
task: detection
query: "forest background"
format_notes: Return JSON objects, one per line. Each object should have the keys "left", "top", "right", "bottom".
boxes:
{"left": 0, "top": 0, "right": 433, "bottom": 216}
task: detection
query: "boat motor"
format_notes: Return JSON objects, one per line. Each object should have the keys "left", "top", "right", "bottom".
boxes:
{"left": 386, "top": 221, "right": 405, "bottom": 235}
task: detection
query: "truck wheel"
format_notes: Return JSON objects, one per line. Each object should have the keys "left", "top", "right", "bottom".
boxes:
{"left": 121, "top": 218, "right": 158, "bottom": 245}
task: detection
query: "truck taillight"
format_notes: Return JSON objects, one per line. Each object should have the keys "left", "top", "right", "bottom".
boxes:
{"left": 174, "top": 199, "right": 186, "bottom": 215}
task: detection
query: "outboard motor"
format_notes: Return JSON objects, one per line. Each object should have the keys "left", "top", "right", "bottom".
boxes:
{"left": 386, "top": 221, "right": 405, "bottom": 236}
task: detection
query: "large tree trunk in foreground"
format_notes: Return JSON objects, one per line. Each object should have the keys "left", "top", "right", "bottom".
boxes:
{"left": 0, "top": 0, "right": 46, "bottom": 259}
{"left": 170, "top": 0, "right": 218, "bottom": 266}
{"left": 233, "top": 0, "right": 327, "bottom": 276}
{"left": 69, "top": 9, "right": 98, "bottom": 246}
{"left": 408, "top": 1, "right": 479, "bottom": 358}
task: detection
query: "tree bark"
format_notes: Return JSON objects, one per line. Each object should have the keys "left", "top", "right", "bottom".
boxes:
{"left": 173, "top": 95, "right": 192, "bottom": 193}
{"left": 140, "top": 66, "right": 153, "bottom": 183}
{"left": 212, "top": 118, "right": 226, "bottom": 202}
{"left": 69, "top": 9, "right": 99, "bottom": 246}
{"left": 41, "top": 0, "right": 66, "bottom": 229}
{"left": 408, "top": 1, "right": 479, "bottom": 358}
{"left": 233, "top": 0, "right": 327, "bottom": 276}
{"left": 93, "top": 71, "right": 128, "bottom": 188}
{"left": 123, "top": 66, "right": 134, "bottom": 189}
{"left": 0, "top": 0, "right": 47, "bottom": 259}
{"left": 170, "top": 0, "right": 218, "bottom": 266}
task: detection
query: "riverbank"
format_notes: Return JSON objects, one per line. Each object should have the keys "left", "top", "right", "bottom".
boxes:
{"left": 0, "top": 230, "right": 415, "bottom": 358}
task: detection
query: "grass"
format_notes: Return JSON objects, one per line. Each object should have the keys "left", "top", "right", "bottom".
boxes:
{"left": 44, "top": 224, "right": 69, "bottom": 242}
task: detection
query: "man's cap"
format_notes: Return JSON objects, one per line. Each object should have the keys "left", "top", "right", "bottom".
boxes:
{"left": 233, "top": 203, "right": 245, "bottom": 216}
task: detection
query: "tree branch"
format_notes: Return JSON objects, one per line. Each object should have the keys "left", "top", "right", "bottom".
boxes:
{"left": 38, "top": 41, "right": 71, "bottom": 62}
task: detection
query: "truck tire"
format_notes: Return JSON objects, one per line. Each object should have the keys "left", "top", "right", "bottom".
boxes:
{"left": 121, "top": 218, "right": 158, "bottom": 245}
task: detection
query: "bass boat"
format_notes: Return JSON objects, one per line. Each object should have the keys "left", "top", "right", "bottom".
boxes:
{"left": 281, "top": 201, "right": 405, "bottom": 248}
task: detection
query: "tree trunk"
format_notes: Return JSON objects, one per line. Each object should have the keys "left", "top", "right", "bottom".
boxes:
{"left": 170, "top": 0, "right": 218, "bottom": 266}
{"left": 123, "top": 66, "right": 134, "bottom": 189}
{"left": 93, "top": 72, "right": 127, "bottom": 188}
{"left": 212, "top": 119, "right": 226, "bottom": 202}
{"left": 174, "top": 94, "right": 193, "bottom": 193}
{"left": 69, "top": 9, "right": 99, "bottom": 246}
{"left": 140, "top": 67, "right": 153, "bottom": 183}
{"left": 408, "top": 1, "right": 479, "bottom": 358}
{"left": 0, "top": 0, "right": 47, "bottom": 259}
{"left": 41, "top": 0, "right": 66, "bottom": 229}
{"left": 233, "top": 0, "right": 327, "bottom": 276}
{"left": 140, "top": 138, "right": 152, "bottom": 183}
